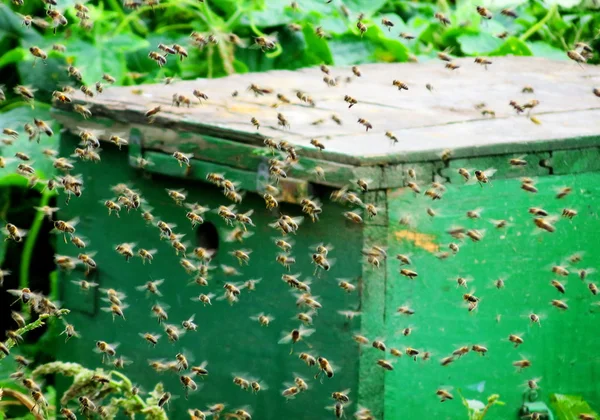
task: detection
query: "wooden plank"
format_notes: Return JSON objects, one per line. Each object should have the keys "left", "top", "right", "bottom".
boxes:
{"left": 142, "top": 151, "right": 312, "bottom": 205}
{"left": 551, "top": 147, "right": 600, "bottom": 175}
{"left": 53, "top": 57, "right": 600, "bottom": 166}
{"left": 52, "top": 109, "right": 386, "bottom": 189}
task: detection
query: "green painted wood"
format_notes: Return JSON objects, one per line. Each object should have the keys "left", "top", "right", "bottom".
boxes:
{"left": 551, "top": 148, "right": 600, "bottom": 176}
{"left": 384, "top": 171, "right": 600, "bottom": 420}
{"left": 142, "top": 151, "right": 312, "bottom": 205}
{"left": 52, "top": 109, "right": 385, "bottom": 190}
{"left": 441, "top": 152, "right": 552, "bottom": 184}
{"left": 55, "top": 132, "right": 366, "bottom": 420}
{"left": 358, "top": 190, "right": 388, "bottom": 419}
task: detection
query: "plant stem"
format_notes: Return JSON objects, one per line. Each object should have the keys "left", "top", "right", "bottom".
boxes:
{"left": 155, "top": 23, "right": 194, "bottom": 34}
{"left": 519, "top": 4, "right": 558, "bottom": 42}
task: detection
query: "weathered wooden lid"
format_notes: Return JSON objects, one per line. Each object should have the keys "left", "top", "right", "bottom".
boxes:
{"left": 54, "top": 56, "right": 600, "bottom": 168}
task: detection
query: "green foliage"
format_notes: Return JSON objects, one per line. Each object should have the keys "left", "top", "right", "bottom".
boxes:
{"left": 458, "top": 390, "right": 505, "bottom": 420}
{"left": 551, "top": 394, "right": 600, "bottom": 420}
{"left": 0, "top": 0, "right": 598, "bottom": 99}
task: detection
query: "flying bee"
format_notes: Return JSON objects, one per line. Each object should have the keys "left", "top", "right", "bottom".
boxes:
{"left": 73, "top": 104, "right": 92, "bottom": 119}
{"left": 551, "top": 299, "right": 568, "bottom": 310}
{"left": 101, "top": 303, "right": 128, "bottom": 321}
{"left": 253, "top": 34, "right": 278, "bottom": 51}
{"left": 476, "top": 6, "right": 492, "bottom": 19}
{"left": 567, "top": 50, "right": 586, "bottom": 65}
{"left": 344, "top": 211, "right": 363, "bottom": 224}
{"left": 279, "top": 325, "right": 315, "bottom": 354}
{"left": 513, "top": 358, "right": 532, "bottom": 371}
{"left": 445, "top": 62, "right": 460, "bottom": 70}
{"left": 357, "top": 118, "right": 372, "bottom": 131}
{"left": 315, "top": 356, "right": 335, "bottom": 380}
{"left": 435, "top": 12, "right": 451, "bottom": 25}
{"left": 95, "top": 341, "right": 118, "bottom": 363}
{"left": 145, "top": 106, "right": 162, "bottom": 123}
{"left": 115, "top": 242, "right": 136, "bottom": 261}
{"left": 233, "top": 375, "right": 251, "bottom": 391}
{"left": 474, "top": 57, "right": 492, "bottom": 69}
{"left": 466, "top": 208, "right": 483, "bottom": 219}
{"left": 562, "top": 208, "right": 577, "bottom": 219}
{"left": 3, "top": 223, "right": 28, "bottom": 243}
{"left": 392, "top": 80, "right": 408, "bottom": 91}
{"left": 356, "top": 21, "right": 367, "bottom": 36}
{"left": 436, "top": 388, "right": 454, "bottom": 402}
{"left": 14, "top": 85, "right": 36, "bottom": 102}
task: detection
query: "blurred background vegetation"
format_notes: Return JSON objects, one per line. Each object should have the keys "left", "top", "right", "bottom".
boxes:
{"left": 0, "top": 0, "right": 599, "bottom": 106}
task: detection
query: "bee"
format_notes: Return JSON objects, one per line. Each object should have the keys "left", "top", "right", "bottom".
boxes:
{"left": 562, "top": 208, "right": 577, "bottom": 219}
{"left": 357, "top": 118, "right": 372, "bottom": 131}
{"left": 3, "top": 223, "right": 28, "bottom": 242}
{"left": 193, "top": 293, "right": 215, "bottom": 306}
{"left": 279, "top": 325, "right": 315, "bottom": 354}
{"left": 445, "top": 62, "right": 460, "bottom": 70}
{"left": 14, "top": 85, "right": 36, "bottom": 102}
{"left": 253, "top": 34, "right": 278, "bottom": 51}
{"left": 352, "top": 66, "right": 361, "bottom": 77}
{"left": 158, "top": 392, "right": 171, "bottom": 409}
{"left": 392, "top": 80, "right": 408, "bottom": 91}
{"left": 151, "top": 303, "right": 169, "bottom": 323}
{"left": 141, "top": 107, "right": 161, "bottom": 125}
{"left": 474, "top": 168, "right": 496, "bottom": 186}
{"left": 513, "top": 359, "right": 532, "bottom": 371}
{"left": 344, "top": 211, "right": 363, "bottom": 224}
{"left": 191, "top": 361, "right": 209, "bottom": 377}
{"left": 435, "top": 12, "right": 451, "bottom": 26}
{"left": 500, "top": 8, "right": 518, "bottom": 18}
{"left": 400, "top": 268, "right": 418, "bottom": 279}
{"left": 316, "top": 356, "right": 334, "bottom": 379}
{"left": 101, "top": 303, "right": 128, "bottom": 321}
{"left": 95, "top": 341, "right": 118, "bottom": 363}
{"left": 380, "top": 132, "right": 399, "bottom": 147}
{"left": 250, "top": 117, "right": 260, "bottom": 130}
{"left": 567, "top": 50, "right": 587, "bottom": 65}
{"left": 233, "top": 375, "right": 251, "bottom": 390}
{"left": 579, "top": 415, "right": 595, "bottom": 420}
{"left": 474, "top": 57, "right": 492, "bottom": 69}
{"left": 476, "top": 6, "right": 492, "bottom": 19}
{"left": 377, "top": 359, "right": 394, "bottom": 370}
{"left": 396, "top": 304, "right": 415, "bottom": 319}
{"left": 399, "top": 32, "right": 415, "bottom": 40}
{"left": 436, "top": 388, "right": 454, "bottom": 402}
{"left": 115, "top": 242, "right": 136, "bottom": 261}
{"left": 73, "top": 104, "right": 92, "bottom": 119}
{"left": 356, "top": 21, "right": 367, "bottom": 36}
{"left": 594, "top": 88, "right": 600, "bottom": 98}
{"left": 472, "top": 344, "right": 488, "bottom": 355}
{"left": 551, "top": 299, "right": 568, "bottom": 310}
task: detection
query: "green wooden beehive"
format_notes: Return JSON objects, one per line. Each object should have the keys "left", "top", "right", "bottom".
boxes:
{"left": 52, "top": 57, "right": 600, "bottom": 419}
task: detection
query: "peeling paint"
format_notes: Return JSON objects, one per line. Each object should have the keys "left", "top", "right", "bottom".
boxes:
{"left": 394, "top": 230, "right": 439, "bottom": 253}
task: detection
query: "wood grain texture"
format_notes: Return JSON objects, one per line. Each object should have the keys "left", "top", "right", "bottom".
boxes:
{"left": 54, "top": 57, "right": 600, "bottom": 166}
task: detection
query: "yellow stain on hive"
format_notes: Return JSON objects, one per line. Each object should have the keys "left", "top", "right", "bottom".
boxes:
{"left": 394, "top": 230, "right": 439, "bottom": 253}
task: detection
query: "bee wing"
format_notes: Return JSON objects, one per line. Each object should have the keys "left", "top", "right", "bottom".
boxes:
{"left": 278, "top": 332, "right": 293, "bottom": 344}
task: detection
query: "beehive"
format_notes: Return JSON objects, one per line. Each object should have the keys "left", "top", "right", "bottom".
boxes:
{"left": 53, "top": 57, "right": 600, "bottom": 419}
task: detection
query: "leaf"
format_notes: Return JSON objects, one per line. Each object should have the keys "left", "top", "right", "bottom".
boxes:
{"left": 328, "top": 36, "right": 375, "bottom": 66}
{"left": 551, "top": 394, "right": 599, "bottom": 420}
{"left": 101, "top": 33, "right": 150, "bottom": 53}
{"left": 489, "top": 36, "right": 532, "bottom": 56}
{"left": 0, "top": 47, "right": 26, "bottom": 70}
{"left": 343, "top": 0, "right": 388, "bottom": 15}
{"left": 66, "top": 40, "right": 125, "bottom": 86}
{"left": 301, "top": 24, "right": 333, "bottom": 65}
{"left": 458, "top": 32, "right": 504, "bottom": 55}
{"left": 542, "top": 0, "right": 582, "bottom": 7}
{"left": 0, "top": 104, "right": 59, "bottom": 182}
{"left": 527, "top": 41, "right": 568, "bottom": 60}
{"left": 363, "top": 23, "right": 409, "bottom": 63}
{"left": 16, "top": 55, "right": 72, "bottom": 98}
